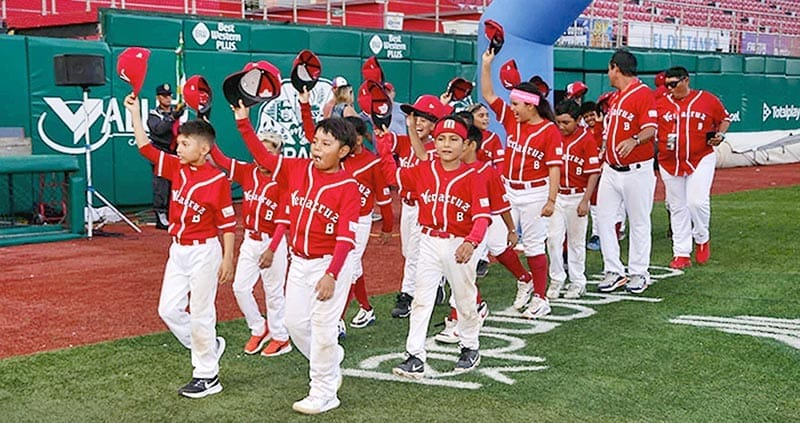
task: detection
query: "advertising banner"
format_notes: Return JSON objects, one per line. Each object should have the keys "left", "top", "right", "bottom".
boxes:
{"left": 556, "top": 17, "right": 614, "bottom": 48}
{"left": 628, "top": 22, "right": 731, "bottom": 52}
{"left": 740, "top": 32, "right": 800, "bottom": 57}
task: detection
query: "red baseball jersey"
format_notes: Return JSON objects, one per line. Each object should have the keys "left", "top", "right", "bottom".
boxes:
{"left": 342, "top": 148, "right": 393, "bottom": 217}
{"left": 469, "top": 161, "right": 511, "bottom": 215}
{"left": 489, "top": 98, "right": 564, "bottom": 183}
{"left": 656, "top": 90, "right": 729, "bottom": 176}
{"left": 476, "top": 130, "right": 505, "bottom": 168}
{"left": 237, "top": 119, "right": 360, "bottom": 257}
{"left": 378, "top": 131, "right": 436, "bottom": 200}
{"left": 210, "top": 146, "right": 289, "bottom": 235}
{"left": 398, "top": 159, "right": 492, "bottom": 237}
{"left": 604, "top": 79, "right": 658, "bottom": 166}
{"left": 560, "top": 127, "right": 601, "bottom": 189}
{"left": 139, "top": 144, "right": 236, "bottom": 240}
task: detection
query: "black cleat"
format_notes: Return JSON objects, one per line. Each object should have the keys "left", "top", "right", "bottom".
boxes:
{"left": 391, "top": 292, "right": 413, "bottom": 318}
{"left": 476, "top": 260, "right": 489, "bottom": 278}
{"left": 392, "top": 354, "right": 425, "bottom": 379}
{"left": 454, "top": 347, "right": 481, "bottom": 373}
{"left": 178, "top": 375, "right": 222, "bottom": 398}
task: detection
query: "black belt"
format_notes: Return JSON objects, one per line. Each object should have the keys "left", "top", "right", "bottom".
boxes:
{"left": 609, "top": 162, "right": 645, "bottom": 172}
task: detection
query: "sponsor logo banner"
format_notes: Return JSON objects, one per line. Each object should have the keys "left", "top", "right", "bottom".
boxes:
{"left": 628, "top": 22, "right": 731, "bottom": 52}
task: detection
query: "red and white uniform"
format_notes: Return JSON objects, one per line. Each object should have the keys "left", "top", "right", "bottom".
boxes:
{"left": 342, "top": 148, "right": 394, "bottom": 284}
{"left": 471, "top": 161, "right": 513, "bottom": 258}
{"left": 656, "top": 89, "right": 729, "bottom": 258}
{"left": 547, "top": 127, "right": 600, "bottom": 290}
{"left": 139, "top": 143, "right": 235, "bottom": 379}
{"left": 376, "top": 131, "right": 436, "bottom": 297}
{"left": 237, "top": 118, "right": 359, "bottom": 404}
{"left": 476, "top": 130, "right": 505, "bottom": 169}
{"left": 397, "top": 159, "right": 491, "bottom": 362}
{"left": 597, "top": 79, "right": 658, "bottom": 280}
{"left": 490, "top": 97, "right": 563, "bottom": 257}
{"left": 210, "top": 146, "right": 291, "bottom": 342}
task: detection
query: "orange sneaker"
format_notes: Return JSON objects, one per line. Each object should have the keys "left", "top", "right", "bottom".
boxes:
{"left": 243, "top": 329, "right": 270, "bottom": 355}
{"left": 695, "top": 242, "right": 710, "bottom": 264}
{"left": 261, "top": 339, "right": 292, "bottom": 357}
{"left": 669, "top": 256, "right": 692, "bottom": 270}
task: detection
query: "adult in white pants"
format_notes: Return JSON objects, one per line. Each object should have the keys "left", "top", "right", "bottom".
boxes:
{"left": 232, "top": 232, "right": 289, "bottom": 354}
{"left": 655, "top": 66, "right": 730, "bottom": 269}
{"left": 597, "top": 50, "right": 658, "bottom": 294}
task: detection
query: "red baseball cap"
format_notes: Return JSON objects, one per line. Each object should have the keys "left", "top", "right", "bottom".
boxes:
{"left": 484, "top": 19, "right": 505, "bottom": 54}
{"left": 116, "top": 47, "right": 150, "bottom": 96}
{"left": 361, "top": 56, "right": 384, "bottom": 84}
{"left": 384, "top": 81, "right": 395, "bottom": 92}
{"left": 566, "top": 81, "right": 588, "bottom": 99}
{"left": 183, "top": 75, "right": 212, "bottom": 115}
{"left": 529, "top": 75, "right": 550, "bottom": 97}
{"left": 432, "top": 117, "right": 468, "bottom": 140}
{"left": 499, "top": 59, "right": 521, "bottom": 90}
{"left": 291, "top": 49, "right": 322, "bottom": 93}
{"left": 223, "top": 61, "right": 282, "bottom": 107}
{"left": 368, "top": 81, "right": 393, "bottom": 129}
{"left": 357, "top": 80, "right": 373, "bottom": 113}
{"left": 654, "top": 71, "right": 666, "bottom": 87}
{"left": 597, "top": 90, "right": 617, "bottom": 113}
{"left": 401, "top": 94, "right": 451, "bottom": 122}
{"left": 447, "top": 77, "right": 474, "bottom": 101}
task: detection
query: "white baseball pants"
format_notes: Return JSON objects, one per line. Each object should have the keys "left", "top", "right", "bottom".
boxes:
{"left": 547, "top": 193, "right": 589, "bottom": 287}
{"left": 232, "top": 233, "right": 289, "bottom": 341}
{"left": 400, "top": 202, "right": 421, "bottom": 296}
{"left": 660, "top": 152, "right": 716, "bottom": 257}
{"left": 350, "top": 214, "right": 372, "bottom": 283}
{"left": 505, "top": 184, "right": 550, "bottom": 257}
{"left": 158, "top": 237, "right": 221, "bottom": 379}
{"left": 285, "top": 253, "right": 355, "bottom": 401}
{"left": 597, "top": 160, "right": 656, "bottom": 278}
{"left": 477, "top": 214, "right": 510, "bottom": 257}
{"left": 406, "top": 234, "right": 480, "bottom": 362}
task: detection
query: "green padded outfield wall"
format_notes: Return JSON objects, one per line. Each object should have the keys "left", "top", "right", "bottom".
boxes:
{"left": 2, "top": 9, "right": 799, "bottom": 206}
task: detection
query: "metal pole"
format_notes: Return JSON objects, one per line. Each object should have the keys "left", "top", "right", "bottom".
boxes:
{"left": 51, "top": 0, "right": 56, "bottom": 14}
{"left": 293, "top": 0, "right": 297, "bottom": 24}
{"left": 615, "top": 0, "right": 624, "bottom": 48}
{"left": 263, "top": 0, "right": 267, "bottom": 21}
{"left": 184, "top": 0, "right": 188, "bottom": 14}
{"left": 86, "top": 0, "right": 90, "bottom": 13}
{"left": 326, "top": 0, "right": 331, "bottom": 25}
{"left": 342, "top": 0, "right": 346, "bottom": 27}
{"left": 241, "top": 0, "right": 245, "bottom": 19}
{"left": 435, "top": 0, "right": 440, "bottom": 33}
{"left": 83, "top": 89, "right": 94, "bottom": 238}
{"left": 192, "top": 0, "right": 196, "bottom": 15}
{"left": 41, "top": 0, "right": 47, "bottom": 15}
{"left": 3, "top": 0, "right": 7, "bottom": 19}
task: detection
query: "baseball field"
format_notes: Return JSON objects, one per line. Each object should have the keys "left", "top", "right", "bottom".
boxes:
{"left": 1, "top": 164, "right": 798, "bottom": 422}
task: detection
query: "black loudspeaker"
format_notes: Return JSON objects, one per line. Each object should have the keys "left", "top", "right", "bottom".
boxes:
{"left": 53, "top": 54, "right": 106, "bottom": 87}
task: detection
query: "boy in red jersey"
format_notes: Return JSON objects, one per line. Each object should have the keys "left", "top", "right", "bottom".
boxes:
{"left": 392, "top": 116, "right": 492, "bottom": 379}
{"left": 124, "top": 94, "right": 235, "bottom": 399}
{"left": 467, "top": 103, "right": 505, "bottom": 169}
{"left": 546, "top": 100, "right": 601, "bottom": 300}
{"left": 233, "top": 100, "right": 359, "bottom": 415}
{"left": 208, "top": 132, "right": 293, "bottom": 357}
{"left": 338, "top": 116, "right": 394, "bottom": 334}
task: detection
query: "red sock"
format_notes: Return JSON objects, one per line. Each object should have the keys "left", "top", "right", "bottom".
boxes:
{"left": 353, "top": 276, "right": 372, "bottom": 311}
{"left": 341, "top": 286, "right": 355, "bottom": 320}
{"left": 526, "top": 254, "right": 548, "bottom": 297}
{"left": 495, "top": 246, "right": 530, "bottom": 280}
{"left": 449, "top": 307, "right": 458, "bottom": 320}
{"left": 476, "top": 289, "right": 483, "bottom": 305}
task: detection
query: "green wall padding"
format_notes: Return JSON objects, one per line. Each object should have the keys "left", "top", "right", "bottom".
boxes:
{"left": 0, "top": 36, "right": 31, "bottom": 138}
{"left": 309, "top": 28, "right": 361, "bottom": 56}
{"left": 250, "top": 26, "right": 310, "bottom": 54}
{"left": 411, "top": 35, "right": 455, "bottom": 62}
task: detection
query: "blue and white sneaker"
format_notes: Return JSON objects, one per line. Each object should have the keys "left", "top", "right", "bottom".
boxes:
{"left": 587, "top": 235, "right": 601, "bottom": 251}
{"left": 178, "top": 375, "right": 222, "bottom": 398}
{"left": 625, "top": 274, "right": 648, "bottom": 294}
{"left": 454, "top": 347, "right": 481, "bottom": 373}
{"left": 393, "top": 354, "right": 425, "bottom": 379}
{"left": 337, "top": 319, "right": 347, "bottom": 339}
{"left": 598, "top": 272, "right": 628, "bottom": 293}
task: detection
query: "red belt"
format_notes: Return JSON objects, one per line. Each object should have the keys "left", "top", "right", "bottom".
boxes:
{"left": 291, "top": 249, "right": 328, "bottom": 260}
{"left": 559, "top": 187, "right": 586, "bottom": 195}
{"left": 506, "top": 179, "right": 547, "bottom": 190}
{"left": 402, "top": 198, "right": 417, "bottom": 206}
{"left": 246, "top": 229, "right": 268, "bottom": 241}
{"left": 421, "top": 227, "right": 455, "bottom": 239}
{"left": 172, "top": 237, "right": 213, "bottom": 246}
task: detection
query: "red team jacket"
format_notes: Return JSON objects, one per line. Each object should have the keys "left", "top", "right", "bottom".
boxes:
{"left": 603, "top": 79, "right": 658, "bottom": 166}
{"left": 476, "top": 130, "right": 505, "bottom": 169}
{"left": 397, "top": 160, "right": 492, "bottom": 241}
{"left": 489, "top": 98, "right": 564, "bottom": 184}
{"left": 560, "top": 127, "right": 601, "bottom": 190}
{"left": 342, "top": 148, "right": 394, "bottom": 233}
{"left": 209, "top": 145, "right": 289, "bottom": 236}
{"left": 470, "top": 161, "right": 511, "bottom": 215}
{"left": 139, "top": 144, "right": 236, "bottom": 241}
{"left": 236, "top": 119, "right": 360, "bottom": 259}
{"left": 655, "top": 90, "right": 729, "bottom": 177}
{"left": 377, "top": 131, "right": 437, "bottom": 202}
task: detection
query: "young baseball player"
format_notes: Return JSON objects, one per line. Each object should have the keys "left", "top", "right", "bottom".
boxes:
{"left": 468, "top": 103, "right": 505, "bottom": 169}
{"left": 374, "top": 95, "right": 451, "bottom": 319}
{"left": 124, "top": 93, "right": 235, "bottom": 399}
{"left": 392, "top": 115, "right": 491, "bottom": 379}
{"left": 546, "top": 100, "right": 601, "bottom": 300}
{"left": 208, "top": 132, "right": 293, "bottom": 357}
{"left": 597, "top": 50, "right": 658, "bottom": 294}
{"left": 434, "top": 124, "right": 534, "bottom": 343}
{"left": 481, "top": 49, "right": 563, "bottom": 318}
{"left": 339, "top": 116, "right": 394, "bottom": 333}
{"left": 234, "top": 101, "right": 359, "bottom": 415}
{"left": 656, "top": 66, "right": 730, "bottom": 269}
